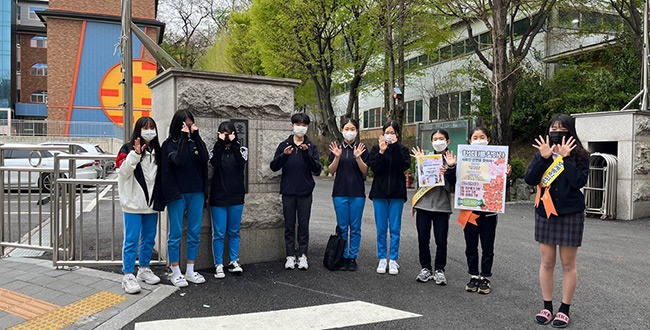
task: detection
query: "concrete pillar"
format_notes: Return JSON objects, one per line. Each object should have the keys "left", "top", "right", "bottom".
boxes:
{"left": 148, "top": 68, "right": 301, "bottom": 269}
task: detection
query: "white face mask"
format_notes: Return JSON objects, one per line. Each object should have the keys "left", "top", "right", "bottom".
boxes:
{"left": 141, "top": 129, "right": 157, "bottom": 142}
{"left": 432, "top": 140, "right": 448, "bottom": 152}
{"left": 384, "top": 133, "right": 395, "bottom": 143}
{"left": 293, "top": 125, "right": 308, "bottom": 137}
{"left": 342, "top": 131, "right": 357, "bottom": 142}
{"left": 471, "top": 139, "right": 488, "bottom": 146}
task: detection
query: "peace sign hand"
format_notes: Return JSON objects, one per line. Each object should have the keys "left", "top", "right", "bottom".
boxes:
{"left": 533, "top": 135, "right": 553, "bottom": 159}
{"left": 134, "top": 138, "right": 145, "bottom": 155}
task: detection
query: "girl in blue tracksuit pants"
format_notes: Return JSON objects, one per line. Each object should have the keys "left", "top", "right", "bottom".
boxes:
{"left": 368, "top": 121, "right": 411, "bottom": 275}
{"left": 159, "top": 109, "right": 209, "bottom": 287}
{"left": 117, "top": 116, "right": 161, "bottom": 294}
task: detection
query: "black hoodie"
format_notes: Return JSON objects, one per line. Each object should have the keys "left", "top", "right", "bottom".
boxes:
{"left": 269, "top": 135, "right": 322, "bottom": 196}
{"left": 368, "top": 142, "right": 411, "bottom": 201}
{"left": 209, "top": 139, "right": 247, "bottom": 206}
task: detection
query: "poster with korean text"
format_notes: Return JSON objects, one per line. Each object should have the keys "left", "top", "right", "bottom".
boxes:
{"left": 454, "top": 145, "right": 509, "bottom": 213}
{"left": 416, "top": 155, "right": 445, "bottom": 187}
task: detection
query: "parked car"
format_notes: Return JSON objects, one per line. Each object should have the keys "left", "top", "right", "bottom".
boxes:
{"left": 1, "top": 144, "right": 98, "bottom": 192}
{"left": 39, "top": 141, "right": 110, "bottom": 178}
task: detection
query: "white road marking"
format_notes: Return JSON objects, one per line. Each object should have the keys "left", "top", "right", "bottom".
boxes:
{"left": 134, "top": 301, "right": 421, "bottom": 330}
{"left": 83, "top": 185, "right": 112, "bottom": 213}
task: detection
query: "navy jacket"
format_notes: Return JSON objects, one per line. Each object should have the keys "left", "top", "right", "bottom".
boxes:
{"left": 269, "top": 135, "right": 322, "bottom": 196}
{"left": 209, "top": 139, "right": 247, "bottom": 206}
{"left": 524, "top": 152, "right": 589, "bottom": 217}
{"left": 368, "top": 142, "right": 411, "bottom": 201}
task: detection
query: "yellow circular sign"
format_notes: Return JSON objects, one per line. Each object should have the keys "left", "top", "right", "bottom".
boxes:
{"left": 99, "top": 60, "right": 157, "bottom": 127}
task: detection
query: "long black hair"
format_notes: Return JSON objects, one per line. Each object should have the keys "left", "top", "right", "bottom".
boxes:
{"left": 545, "top": 113, "right": 590, "bottom": 162}
{"left": 218, "top": 121, "right": 238, "bottom": 143}
{"left": 168, "top": 109, "right": 195, "bottom": 141}
{"left": 382, "top": 120, "right": 401, "bottom": 141}
{"left": 129, "top": 116, "right": 160, "bottom": 164}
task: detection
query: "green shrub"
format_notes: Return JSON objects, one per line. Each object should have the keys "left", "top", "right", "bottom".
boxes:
{"left": 509, "top": 157, "right": 526, "bottom": 181}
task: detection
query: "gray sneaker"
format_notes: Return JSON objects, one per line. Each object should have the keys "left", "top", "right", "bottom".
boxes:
{"left": 136, "top": 267, "right": 161, "bottom": 284}
{"left": 433, "top": 270, "right": 447, "bottom": 285}
{"left": 416, "top": 268, "right": 434, "bottom": 282}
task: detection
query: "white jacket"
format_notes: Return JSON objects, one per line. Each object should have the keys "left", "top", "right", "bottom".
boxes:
{"left": 118, "top": 149, "right": 157, "bottom": 214}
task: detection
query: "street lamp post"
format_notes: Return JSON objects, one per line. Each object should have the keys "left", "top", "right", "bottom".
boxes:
{"left": 121, "top": 0, "right": 133, "bottom": 142}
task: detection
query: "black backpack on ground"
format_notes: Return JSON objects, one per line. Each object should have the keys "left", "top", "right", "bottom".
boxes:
{"left": 323, "top": 226, "right": 346, "bottom": 271}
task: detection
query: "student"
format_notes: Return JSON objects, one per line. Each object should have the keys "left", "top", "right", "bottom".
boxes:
{"left": 524, "top": 114, "right": 590, "bottom": 328}
{"left": 117, "top": 117, "right": 162, "bottom": 294}
{"left": 159, "top": 109, "right": 210, "bottom": 287}
{"left": 368, "top": 121, "right": 410, "bottom": 275}
{"left": 462, "top": 127, "right": 511, "bottom": 294}
{"left": 270, "top": 113, "right": 322, "bottom": 270}
{"left": 410, "top": 129, "right": 456, "bottom": 285}
{"left": 210, "top": 121, "right": 248, "bottom": 279}
{"left": 327, "top": 118, "right": 369, "bottom": 271}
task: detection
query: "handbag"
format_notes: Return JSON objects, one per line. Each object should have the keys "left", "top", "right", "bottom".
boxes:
{"left": 323, "top": 226, "right": 347, "bottom": 271}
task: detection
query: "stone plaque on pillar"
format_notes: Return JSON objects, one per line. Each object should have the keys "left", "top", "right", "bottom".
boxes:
{"left": 148, "top": 68, "right": 300, "bottom": 270}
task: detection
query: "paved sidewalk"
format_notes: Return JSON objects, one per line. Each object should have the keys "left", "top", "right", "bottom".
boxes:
{"left": 0, "top": 257, "right": 176, "bottom": 329}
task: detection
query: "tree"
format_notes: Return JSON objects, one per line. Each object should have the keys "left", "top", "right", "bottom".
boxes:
{"left": 432, "top": 0, "right": 558, "bottom": 145}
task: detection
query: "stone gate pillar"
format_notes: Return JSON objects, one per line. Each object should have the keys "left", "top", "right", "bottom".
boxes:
{"left": 148, "top": 68, "right": 300, "bottom": 269}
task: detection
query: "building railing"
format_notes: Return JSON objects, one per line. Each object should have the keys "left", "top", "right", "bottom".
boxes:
{"left": 3, "top": 120, "right": 122, "bottom": 138}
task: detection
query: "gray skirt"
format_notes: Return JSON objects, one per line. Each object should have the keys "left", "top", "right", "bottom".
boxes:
{"left": 534, "top": 212, "right": 585, "bottom": 247}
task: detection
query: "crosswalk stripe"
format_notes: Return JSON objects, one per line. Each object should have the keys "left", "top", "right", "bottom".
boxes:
{"left": 134, "top": 301, "right": 421, "bottom": 330}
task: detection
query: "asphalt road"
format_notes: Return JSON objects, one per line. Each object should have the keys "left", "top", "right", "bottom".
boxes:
{"left": 123, "top": 177, "right": 650, "bottom": 330}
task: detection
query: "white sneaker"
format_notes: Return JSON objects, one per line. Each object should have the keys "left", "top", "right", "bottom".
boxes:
{"left": 285, "top": 256, "right": 296, "bottom": 270}
{"left": 388, "top": 260, "right": 399, "bottom": 275}
{"left": 298, "top": 254, "right": 309, "bottom": 270}
{"left": 170, "top": 274, "right": 188, "bottom": 287}
{"left": 228, "top": 260, "right": 243, "bottom": 273}
{"left": 122, "top": 274, "right": 141, "bottom": 294}
{"left": 185, "top": 271, "right": 206, "bottom": 284}
{"left": 433, "top": 270, "right": 447, "bottom": 285}
{"left": 376, "top": 258, "right": 387, "bottom": 274}
{"left": 136, "top": 267, "right": 161, "bottom": 284}
{"left": 214, "top": 264, "right": 225, "bottom": 279}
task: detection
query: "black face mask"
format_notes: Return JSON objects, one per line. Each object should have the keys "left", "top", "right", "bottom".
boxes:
{"left": 549, "top": 131, "right": 571, "bottom": 145}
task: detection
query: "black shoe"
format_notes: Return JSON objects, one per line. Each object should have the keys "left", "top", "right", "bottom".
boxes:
{"left": 465, "top": 276, "right": 479, "bottom": 292}
{"left": 347, "top": 259, "right": 358, "bottom": 271}
{"left": 477, "top": 277, "right": 491, "bottom": 294}
{"left": 338, "top": 258, "right": 349, "bottom": 271}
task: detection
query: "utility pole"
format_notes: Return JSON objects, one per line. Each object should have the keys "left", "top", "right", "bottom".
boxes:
{"left": 623, "top": 0, "right": 649, "bottom": 111}
{"left": 121, "top": 0, "right": 133, "bottom": 142}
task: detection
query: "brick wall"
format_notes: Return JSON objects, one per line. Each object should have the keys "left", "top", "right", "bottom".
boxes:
{"left": 49, "top": 0, "right": 155, "bottom": 20}
{"left": 18, "top": 34, "right": 48, "bottom": 104}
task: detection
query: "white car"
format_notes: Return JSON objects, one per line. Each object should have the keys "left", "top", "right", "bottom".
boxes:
{"left": 2, "top": 144, "right": 99, "bottom": 192}
{"left": 39, "top": 141, "right": 110, "bottom": 177}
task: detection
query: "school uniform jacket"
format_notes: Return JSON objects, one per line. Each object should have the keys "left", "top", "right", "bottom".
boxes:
{"left": 269, "top": 135, "right": 322, "bottom": 196}
{"left": 209, "top": 139, "right": 248, "bottom": 207}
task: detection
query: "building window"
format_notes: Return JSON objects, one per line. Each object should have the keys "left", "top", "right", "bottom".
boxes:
{"left": 404, "top": 100, "right": 423, "bottom": 124}
{"left": 30, "top": 63, "right": 47, "bottom": 76}
{"left": 30, "top": 36, "right": 47, "bottom": 48}
{"left": 460, "top": 91, "right": 471, "bottom": 116}
{"left": 429, "top": 97, "right": 438, "bottom": 120}
{"left": 31, "top": 91, "right": 47, "bottom": 104}
{"left": 363, "top": 107, "right": 382, "bottom": 129}
{"left": 29, "top": 7, "right": 45, "bottom": 20}
{"left": 430, "top": 91, "right": 472, "bottom": 121}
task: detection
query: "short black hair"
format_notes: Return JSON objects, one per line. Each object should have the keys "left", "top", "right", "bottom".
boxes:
{"left": 340, "top": 118, "right": 359, "bottom": 130}
{"left": 469, "top": 127, "right": 490, "bottom": 141}
{"left": 291, "top": 113, "right": 310, "bottom": 125}
{"left": 431, "top": 129, "right": 449, "bottom": 141}
{"left": 382, "top": 121, "right": 401, "bottom": 136}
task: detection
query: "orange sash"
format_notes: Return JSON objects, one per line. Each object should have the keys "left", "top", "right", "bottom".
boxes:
{"left": 534, "top": 155, "right": 564, "bottom": 218}
{"left": 457, "top": 210, "right": 479, "bottom": 229}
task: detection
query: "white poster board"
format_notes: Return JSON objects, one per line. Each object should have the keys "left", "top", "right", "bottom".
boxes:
{"left": 454, "top": 144, "right": 509, "bottom": 213}
{"left": 415, "top": 154, "right": 444, "bottom": 187}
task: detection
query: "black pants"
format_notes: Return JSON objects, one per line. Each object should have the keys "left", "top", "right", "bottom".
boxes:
{"left": 463, "top": 213, "right": 498, "bottom": 277}
{"left": 282, "top": 194, "right": 312, "bottom": 257}
{"left": 416, "top": 209, "right": 450, "bottom": 271}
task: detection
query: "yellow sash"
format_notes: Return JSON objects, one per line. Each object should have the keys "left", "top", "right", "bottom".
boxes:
{"left": 412, "top": 186, "right": 434, "bottom": 208}
{"left": 535, "top": 155, "right": 564, "bottom": 218}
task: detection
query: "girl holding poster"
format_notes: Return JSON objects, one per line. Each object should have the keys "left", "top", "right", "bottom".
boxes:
{"left": 461, "top": 127, "right": 510, "bottom": 295}
{"left": 524, "top": 114, "right": 589, "bottom": 328}
{"left": 369, "top": 121, "right": 410, "bottom": 275}
{"left": 410, "top": 130, "right": 457, "bottom": 285}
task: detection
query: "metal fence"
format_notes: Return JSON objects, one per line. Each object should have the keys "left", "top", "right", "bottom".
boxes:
{"left": 1, "top": 146, "right": 166, "bottom": 267}
{"left": 6, "top": 120, "right": 122, "bottom": 138}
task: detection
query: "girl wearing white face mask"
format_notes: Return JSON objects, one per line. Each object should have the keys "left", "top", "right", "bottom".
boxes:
{"left": 461, "top": 127, "right": 511, "bottom": 295}
{"left": 410, "top": 129, "right": 456, "bottom": 285}
{"left": 327, "top": 119, "right": 369, "bottom": 271}
{"left": 116, "top": 116, "right": 162, "bottom": 294}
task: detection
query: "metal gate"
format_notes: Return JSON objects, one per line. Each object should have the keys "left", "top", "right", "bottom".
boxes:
{"left": 1, "top": 145, "right": 166, "bottom": 267}
{"left": 584, "top": 152, "right": 618, "bottom": 220}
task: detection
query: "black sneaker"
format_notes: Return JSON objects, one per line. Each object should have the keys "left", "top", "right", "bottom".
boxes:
{"left": 465, "top": 276, "right": 479, "bottom": 292}
{"left": 338, "top": 258, "right": 349, "bottom": 271}
{"left": 347, "top": 259, "right": 358, "bottom": 271}
{"left": 477, "top": 277, "right": 491, "bottom": 294}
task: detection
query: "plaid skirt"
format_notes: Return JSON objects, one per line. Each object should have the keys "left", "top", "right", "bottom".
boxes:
{"left": 535, "top": 212, "right": 585, "bottom": 247}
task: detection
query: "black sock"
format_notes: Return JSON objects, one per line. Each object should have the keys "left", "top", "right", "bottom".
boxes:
{"left": 544, "top": 300, "right": 553, "bottom": 312}
{"left": 558, "top": 302, "right": 571, "bottom": 316}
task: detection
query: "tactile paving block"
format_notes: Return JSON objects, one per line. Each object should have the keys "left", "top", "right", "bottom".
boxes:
{"left": 0, "top": 288, "right": 60, "bottom": 319}
{"left": 9, "top": 291, "right": 127, "bottom": 330}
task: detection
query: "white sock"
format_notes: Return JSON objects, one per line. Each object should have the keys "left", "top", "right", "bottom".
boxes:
{"left": 138, "top": 266, "right": 148, "bottom": 272}
{"left": 186, "top": 263, "right": 194, "bottom": 275}
{"left": 170, "top": 265, "right": 182, "bottom": 278}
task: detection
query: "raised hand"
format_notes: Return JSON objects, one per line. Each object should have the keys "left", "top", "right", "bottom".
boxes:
{"left": 299, "top": 144, "right": 309, "bottom": 151}
{"left": 283, "top": 145, "right": 294, "bottom": 155}
{"left": 181, "top": 122, "right": 190, "bottom": 134}
{"left": 134, "top": 137, "right": 143, "bottom": 154}
{"left": 228, "top": 132, "right": 236, "bottom": 142}
{"left": 191, "top": 124, "right": 198, "bottom": 133}
{"left": 444, "top": 150, "right": 457, "bottom": 167}
{"left": 218, "top": 132, "right": 227, "bottom": 141}
{"left": 533, "top": 135, "right": 553, "bottom": 159}
{"left": 410, "top": 146, "right": 424, "bottom": 158}
{"left": 329, "top": 142, "right": 342, "bottom": 158}
{"left": 558, "top": 136, "right": 576, "bottom": 157}
{"left": 378, "top": 136, "right": 388, "bottom": 153}
{"left": 354, "top": 143, "right": 366, "bottom": 159}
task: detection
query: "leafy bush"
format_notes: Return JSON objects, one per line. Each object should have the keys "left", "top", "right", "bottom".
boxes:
{"left": 509, "top": 157, "right": 526, "bottom": 181}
